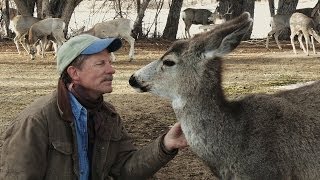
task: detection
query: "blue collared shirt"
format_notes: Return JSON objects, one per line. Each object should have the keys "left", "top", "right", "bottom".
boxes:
{"left": 69, "top": 92, "right": 89, "bottom": 180}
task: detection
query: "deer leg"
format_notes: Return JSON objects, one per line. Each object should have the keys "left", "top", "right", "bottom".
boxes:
{"left": 311, "top": 35, "right": 316, "bottom": 54}
{"left": 297, "top": 33, "right": 306, "bottom": 52}
{"left": 19, "top": 33, "right": 30, "bottom": 55}
{"left": 14, "top": 34, "right": 22, "bottom": 55}
{"left": 185, "top": 23, "right": 192, "bottom": 39}
{"left": 302, "top": 31, "right": 310, "bottom": 56}
{"left": 111, "top": 52, "right": 116, "bottom": 62}
{"left": 41, "top": 37, "right": 48, "bottom": 58}
{"left": 266, "top": 32, "right": 272, "bottom": 49}
{"left": 290, "top": 33, "right": 297, "bottom": 54}
{"left": 274, "top": 31, "right": 282, "bottom": 50}
{"left": 123, "top": 35, "right": 135, "bottom": 61}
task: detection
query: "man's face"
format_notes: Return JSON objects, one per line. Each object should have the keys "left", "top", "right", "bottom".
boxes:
{"left": 73, "top": 50, "right": 115, "bottom": 98}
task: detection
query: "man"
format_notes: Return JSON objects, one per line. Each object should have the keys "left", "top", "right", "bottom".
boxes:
{"left": 0, "top": 34, "right": 188, "bottom": 179}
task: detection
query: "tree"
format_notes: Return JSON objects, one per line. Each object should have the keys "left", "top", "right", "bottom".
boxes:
{"left": 162, "top": 0, "right": 183, "bottom": 40}
{"left": 132, "top": 0, "right": 151, "bottom": 39}
{"left": 277, "top": 0, "right": 298, "bottom": 14}
{"left": 268, "top": 0, "right": 275, "bottom": 16}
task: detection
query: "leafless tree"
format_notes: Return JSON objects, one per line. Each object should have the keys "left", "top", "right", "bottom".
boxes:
{"left": 132, "top": 0, "right": 151, "bottom": 39}
{"left": 162, "top": 0, "right": 183, "bottom": 40}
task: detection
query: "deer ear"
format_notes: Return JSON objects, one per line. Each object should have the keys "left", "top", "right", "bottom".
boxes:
{"left": 202, "top": 12, "right": 253, "bottom": 59}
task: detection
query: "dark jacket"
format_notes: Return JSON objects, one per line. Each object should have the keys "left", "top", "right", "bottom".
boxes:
{"left": 0, "top": 90, "right": 176, "bottom": 180}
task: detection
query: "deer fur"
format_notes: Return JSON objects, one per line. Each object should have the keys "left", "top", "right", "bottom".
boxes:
{"left": 129, "top": 12, "right": 320, "bottom": 179}
{"left": 28, "top": 17, "right": 66, "bottom": 60}
{"left": 81, "top": 18, "right": 135, "bottom": 61}
{"left": 290, "top": 12, "right": 320, "bottom": 55}
{"left": 10, "top": 15, "right": 41, "bottom": 55}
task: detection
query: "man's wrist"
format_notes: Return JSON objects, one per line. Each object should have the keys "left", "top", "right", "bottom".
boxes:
{"left": 160, "top": 133, "right": 178, "bottom": 155}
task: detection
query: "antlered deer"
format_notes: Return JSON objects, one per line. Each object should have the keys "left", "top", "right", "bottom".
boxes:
{"left": 28, "top": 18, "right": 67, "bottom": 60}
{"left": 181, "top": 8, "right": 214, "bottom": 38}
{"left": 80, "top": 18, "right": 135, "bottom": 61}
{"left": 130, "top": 12, "right": 320, "bottom": 179}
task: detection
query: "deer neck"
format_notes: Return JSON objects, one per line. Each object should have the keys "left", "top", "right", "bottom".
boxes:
{"left": 172, "top": 59, "right": 234, "bottom": 141}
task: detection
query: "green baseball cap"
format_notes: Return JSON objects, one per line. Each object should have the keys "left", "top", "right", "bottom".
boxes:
{"left": 56, "top": 34, "right": 122, "bottom": 74}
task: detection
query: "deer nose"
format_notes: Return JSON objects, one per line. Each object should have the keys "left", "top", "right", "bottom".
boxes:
{"left": 129, "top": 75, "right": 139, "bottom": 87}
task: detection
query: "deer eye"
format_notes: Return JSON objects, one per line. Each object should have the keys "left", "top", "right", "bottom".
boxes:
{"left": 163, "top": 60, "right": 176, "bottom": 67}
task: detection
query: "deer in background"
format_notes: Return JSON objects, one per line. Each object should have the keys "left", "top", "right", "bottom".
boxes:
{"left": 10, "top": 15, "right": 41, "bottom": 55}
{"left": 129, "top": 12, "right": 320, "bottom": 179}
{"left": 28, "top": 18, "right": 66, "bottom": 60}
{"left": 200, "top": 4, "right": 233, "bottom": 32}
{"left": 80, "top": 18, "right": 135, "bottom": 61}
{"left": 266, "top": 1, "right": 320, "bottom": 50}
{"left": 266, "top": 14, "right": 291, "bottom": 50}
{"left": 290, "top": 12, "right": 320, "bottom": 55}
{"left": 181, "top": 8, "right": 214, "bottom": 38}
{"left": 68, "top": 25, "right": 85, "bottom": 38}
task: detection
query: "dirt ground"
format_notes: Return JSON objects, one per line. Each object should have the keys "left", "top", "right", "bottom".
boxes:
{"left": 1, "top": 38, "right": 320, "bottom": 179}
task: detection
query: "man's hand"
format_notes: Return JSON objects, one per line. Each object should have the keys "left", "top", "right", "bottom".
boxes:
{"left": 163, "top": 122, "right": 188, "bottom": 151}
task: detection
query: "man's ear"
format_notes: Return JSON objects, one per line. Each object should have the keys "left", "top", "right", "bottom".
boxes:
{"left": 66, "top": 66, "right": 80, "bottom": 82}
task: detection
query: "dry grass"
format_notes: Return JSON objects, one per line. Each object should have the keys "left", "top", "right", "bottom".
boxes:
{"left": 1, "top": 39, "right": 320, "bottom": 179}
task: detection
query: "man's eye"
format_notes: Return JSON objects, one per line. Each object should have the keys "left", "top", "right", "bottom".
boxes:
{"left": 163, "top": 60, "right": 176, "bottom": 66}
{"left": 96, "top": 61, "right": 105, "bottom": 66}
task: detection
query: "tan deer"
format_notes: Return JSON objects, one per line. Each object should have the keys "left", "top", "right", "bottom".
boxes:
{"left": 80, "top": 18, "right": 135, "bottom": 61}
{"left": 129, "top": 12, "right": 320, "bottom": 179}
{"left": 266, "top": 2, "right": 320, "bottom": 50}
{"left": 290, "top": 12, "right": 320, "bottom": 55}
{"left": 28, "top": 18, "right": 67, "bottom": 60}
{"left": 10, "top": 15, "right": 41, "bottom": 55}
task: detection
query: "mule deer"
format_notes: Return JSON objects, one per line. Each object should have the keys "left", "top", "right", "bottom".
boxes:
{"left": 266, "top": 2, "right": 320, "bottom": 50}
{"left": 28, "top": 18, "right": 67, "bottom": 60}
{"left": 290, "top": 12, "right": 320, "bottom": 55}
{"left": 80, "top": 18, "right": 135, "bottom": 61}
{"left": 181, "top": 8, "right": 214, "bottom": 38}
{"left": 10, "top": 15, "right": 40, "bottom": 55}
{"left": 200, "top": 4, "right": 233, "bottom": 32}
{"left": 129, "top": 12, "right": 320, "bottom": 179}
{"left": 266, "top": 14, "right": 291, "bottom": 50}
{"left": 68, "top": 25, "right": 85, "bottom": 38}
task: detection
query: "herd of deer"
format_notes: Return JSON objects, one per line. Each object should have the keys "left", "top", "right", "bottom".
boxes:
{"left": 0, "top": 4, "right": 135, "bottom": 61}
{"left": 1, "top": 2, "right": 319, "bottom": 61}
{"left": 183, "top": 2, "right": 320, "bottom": 56}
{"left": 266, "top": 2, "right": 320, "bottom": 55}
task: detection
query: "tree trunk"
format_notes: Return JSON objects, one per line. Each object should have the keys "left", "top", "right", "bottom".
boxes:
{"left": 13, "top": 0, "right": 36, "bottom": 16}
{"left": 132, "top": 0, "right": 151, "bottom": 39}
{"left": 41, "top": 0, "right": 50, "bottom": 18}
{"left": 268, "top": 0, "right": 275, "bottom": 16}
{"left": 217, "top": 0, "right": 254, "bottom": 40}
{"left": 59, "top": 0, "right": 83, "bottom": 33}
{"left": 162, "top": 0, "right": 183, "bottom": 40}
{"left": 277, "top": 0, "right": 298, "bottom": 15}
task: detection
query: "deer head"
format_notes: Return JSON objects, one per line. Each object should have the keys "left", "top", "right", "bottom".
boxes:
{"left": 129, "top": 12, "right": 252, "bottom": 104}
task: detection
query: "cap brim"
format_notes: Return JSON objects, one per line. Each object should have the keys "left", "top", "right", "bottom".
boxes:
{"left": 80, "top": 38, "right": 122, "bottom": 55}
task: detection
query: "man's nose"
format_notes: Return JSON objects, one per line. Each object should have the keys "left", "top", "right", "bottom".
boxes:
{"left": 106, "top": 63, "right": 115, "bottom": 74}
